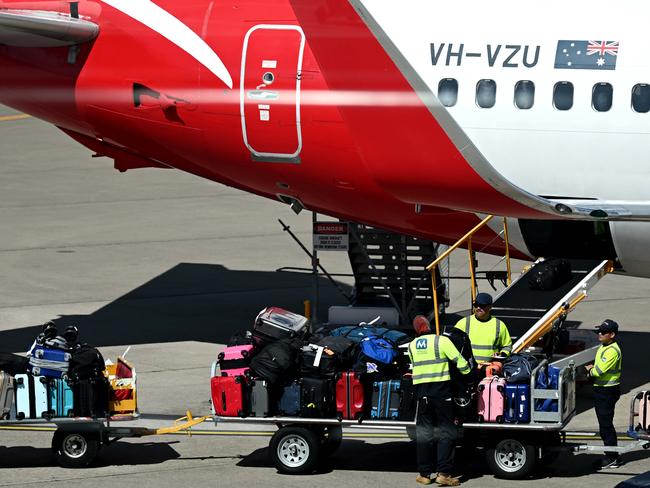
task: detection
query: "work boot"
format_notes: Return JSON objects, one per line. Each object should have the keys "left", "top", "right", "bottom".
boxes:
{"left": 415, "top": 474, "right": 433, "bottom": 485}
{"left": 435, "top": 473, "right": 460, "bottom": 487}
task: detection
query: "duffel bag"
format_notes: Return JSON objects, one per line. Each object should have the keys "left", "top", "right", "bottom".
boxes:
{"left": 528, "top": 258, "right": 572, "bottom": 291}
{"left": 330, "top": 326, "right": 410, "bottom": 345}
{"left": 503, "top": 353, "right": 540, "bottom": 384}
{"left": 250, "top": 337, "right": 302, "bottom": 384}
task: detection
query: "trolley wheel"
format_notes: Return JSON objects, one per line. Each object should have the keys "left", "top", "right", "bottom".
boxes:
{"left": 485, "top": 438, "right": 536, "bottom": 480}
{"left": 51, "top": 430, "right": 99, "bottom": 468}
{"left": 270, "top": 426, "right": 321, "bottom": 474}
{"left": 322, "top": 425, "right": 343, "bottom": 455}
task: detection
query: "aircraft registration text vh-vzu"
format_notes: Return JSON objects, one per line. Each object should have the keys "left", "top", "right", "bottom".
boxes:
{"left": 0, "top": 1, "right": 649, "bottom": 275}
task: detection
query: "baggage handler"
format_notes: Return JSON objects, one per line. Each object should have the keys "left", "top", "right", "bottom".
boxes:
{"left": 585, "top": 319, "right": 624, "bottom": 469}
{"left": 454, "top": 292, "right": 512, "bottom": 364}
{"left": 409, "top": 315, "right": 471, "bottom": 487}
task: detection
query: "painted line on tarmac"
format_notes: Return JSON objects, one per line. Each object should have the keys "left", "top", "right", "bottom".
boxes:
{"left": 0, "top": 114, "right": 30, "bottom": 122}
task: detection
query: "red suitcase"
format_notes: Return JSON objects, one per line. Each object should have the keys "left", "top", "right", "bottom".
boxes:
{"left": 218, "top": 344, "right": 254, "bottom": 377}
{"left": 477, "top": 376, "right": 505, "bottom": 423}
{"left": 211, "top": 376, "right": 247, "bottom": 417}
{"left": 336, "top": 371, "right": 365, "bottom": 420}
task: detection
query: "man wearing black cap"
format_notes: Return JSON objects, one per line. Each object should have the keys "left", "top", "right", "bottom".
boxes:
{"left": 454, "top": 292, "right": 512, "bottom": 365}
{"left": 585, "top": 319, "right": 623, "bottom": 469}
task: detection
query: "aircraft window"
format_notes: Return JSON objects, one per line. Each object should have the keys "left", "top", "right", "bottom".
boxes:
{"left": 632, "top": 84, "right": 650, "bottom": 113}
{"left": 514, "top": 80, "right": 535, "bottom": 109}
{"left": 592, "top": 83, "right": 613, "bottom": 112}
{"left": 438, "top": 78, "right": 458, "bottom": 107}
{"left": 476, "top": 79, "right": 496, "bottom": 108}
{"left": 553, "top": 82, "right": 574, "bottom": 111}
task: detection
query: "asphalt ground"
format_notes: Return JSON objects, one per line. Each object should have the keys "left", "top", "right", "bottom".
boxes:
{"left": 1, "top": 105, "right": 649, "bottom": 487}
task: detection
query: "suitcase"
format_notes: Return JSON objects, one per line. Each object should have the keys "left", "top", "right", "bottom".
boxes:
{"left": 504, "top": 384, "right": 530, "bottom": 423}
{"left": 253, "top": 307, "right": 308, "bottom": 346}
{"left": 218, "top": 344, "right": 254, "bottom": 377}
{"left": 15, "top": 374, "right": 50, "bottom": 419}
{"left": 0, "top": 371, "right": 15, "bottom": 420}
{"left": 370, "top": 380, "right": 401, "bottom": 420}
{"left": 28, "top": 346, "right": 71, "bottom": 379}
{"left": 640, "top": 391, "right": 650, "bottom": 431}
{"left": 398, "top": 376, "right": 417, "bottom": 421}
{"left": 250, "top": 379, "right": 271, "bottom": 417}
{"left": 336, "top": 371, "right": 365, "bottom": 420}
{"left": 72, "top": 377, "right": 109, "bottom": 418}
{"left": 477, "top": 376, "right": 505, "bottom": 423}
{"left": 300, "top": 377, "right": 335, "bottom": 418}
{"left": 300, "top": 345, "right": 338, "bottom": 376}
{"left": 528, "top": 258, "right": 572, "bottom": 291}
{"left": 49, "top": 378, "right": 74, "bottom": 417}
{"left": 485, "top": 361, "right": 503, "bottom": 378}
{"left": 277, "top": 380, "right": 301, "bottom": 416}
{"left": 211, "top": 375, "right": 247, "bottom": 417}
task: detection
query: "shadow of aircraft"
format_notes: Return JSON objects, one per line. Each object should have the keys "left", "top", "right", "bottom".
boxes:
{"left": 0, "top": 263, "right": 351, "bottom": 352}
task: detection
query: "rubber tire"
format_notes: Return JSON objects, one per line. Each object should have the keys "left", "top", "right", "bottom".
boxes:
{"left": 270, "top": 426, "right": 321, "bottom": 474}
{"left": 52, "top": 431, "right": 99, "bottom": 469}
{"left": 485, "top": 438, "right": 536, "bottom": 480}
{"left": 323, "top": 425, "right": 343, "bottom": 455}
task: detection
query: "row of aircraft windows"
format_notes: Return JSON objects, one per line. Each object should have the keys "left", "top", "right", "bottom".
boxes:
{"left": 437, "top": 79, "right": 650, "bottom": 113}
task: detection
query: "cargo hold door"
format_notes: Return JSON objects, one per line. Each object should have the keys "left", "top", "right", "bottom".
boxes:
{"left": 240, "top": 25, "right": 305, "bottom": 162}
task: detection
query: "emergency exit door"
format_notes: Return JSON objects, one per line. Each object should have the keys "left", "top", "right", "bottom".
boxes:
{"left": 241, "top": 25, "right": 305, "bottom": 161}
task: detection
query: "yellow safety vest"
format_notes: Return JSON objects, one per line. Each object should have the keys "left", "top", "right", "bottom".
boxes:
{"left": 590, "top": 342, "right": 622, "bottom": 387}
{"left": 408, "top": 334, "right": 470, "bottom": 385}
{"left": 455, "top": 315, "right": 512, "bottom": 363}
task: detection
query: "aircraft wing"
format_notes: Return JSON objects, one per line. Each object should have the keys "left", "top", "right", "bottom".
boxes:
{"left": 0, "top": 9, "right": 99, "bottom": 47}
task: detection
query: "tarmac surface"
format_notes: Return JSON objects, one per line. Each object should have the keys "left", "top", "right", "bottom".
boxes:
{"left": 1, "top": 105, "right": 649, "bottom": 487}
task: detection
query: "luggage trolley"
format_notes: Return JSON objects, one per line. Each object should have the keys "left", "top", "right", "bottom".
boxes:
{"left": 211, "top": 361, "right": 578, "bottom": 479}
{"left": 0, "top": 411, "right": 209, "bottom": 468}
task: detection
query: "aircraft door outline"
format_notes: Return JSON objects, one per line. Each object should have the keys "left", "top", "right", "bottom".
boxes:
{"left": 240, "top": 24, "right": 305, "bottom": 161}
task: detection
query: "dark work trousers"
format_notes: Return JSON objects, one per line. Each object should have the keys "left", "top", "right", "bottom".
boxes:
{"left": 593, "top": 385, "right": 621, "bottom": 459}
{"left": 415, "top": 381, "right": 458, "bottom": 476}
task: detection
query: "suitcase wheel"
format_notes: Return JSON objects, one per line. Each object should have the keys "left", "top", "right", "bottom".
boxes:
{"left": 477, "top": 385, "right": 484, "bottom": 392}
{"left": 241, "top": 350, "right": 249, "bottom": 358}
{"left": 217, "top": 352, "right": 225, "bottom": 361}
{"left": 496, "top": 415, "right": 504, "bottom": 423}
{"left": 235, "top": 376, "right": 243, "bottom": 384}
{"left": 16, "top": 377, "right": 24, "bottom": 386}
{"left": 497, "top": 385, "right": 504, "bottom": 392}
{"left": 39, "top": 377, "right": 48, "bottom": 384}
{"left": 477, "top": 415, "right": 484, "bottom": 423}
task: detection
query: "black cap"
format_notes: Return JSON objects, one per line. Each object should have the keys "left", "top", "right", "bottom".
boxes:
{"left": 474, "top": 292, "right": 493, "bottom": 307}
{"left": 595, "top": 319, "right": 619, "bottom": 334}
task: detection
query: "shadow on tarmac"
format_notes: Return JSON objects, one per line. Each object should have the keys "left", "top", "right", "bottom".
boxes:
{"left": 0, "top": 263, "right": 351, "bottom": 352}
{"left": 0, "top": 441, "right": 182, "bottom": 468}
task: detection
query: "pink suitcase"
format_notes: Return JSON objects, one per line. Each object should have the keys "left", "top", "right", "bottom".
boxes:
{"left": 641, "top": 391, "right": 650, "bottom": 431}
{"left": 218, "top": 345, "right": 254, "bottom": 377}
{"left": 477, "top": 376, "right": 505, "bottom": 423}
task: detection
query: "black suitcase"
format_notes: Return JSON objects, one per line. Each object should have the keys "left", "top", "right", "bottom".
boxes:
{"left": 72, "top": 377, "right": 109, "bottom": 418}
{"left": 398, "top": 376, "right": 417, "bottom": 421}
{"left": 300, "top": 377, "right": 335, "bottom": 418}
{"left": 528, "top": 259, "right": 572, "bottom": 291}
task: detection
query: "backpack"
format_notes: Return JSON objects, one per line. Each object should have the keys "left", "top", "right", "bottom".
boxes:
{"left": 250, "top": 337, "right": 302, "bottom": 384}
{"left": 68, "top": 344, "right": 106, "bottom": 382}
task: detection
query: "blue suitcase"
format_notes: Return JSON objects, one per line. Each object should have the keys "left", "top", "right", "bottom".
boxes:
{"left": 49, "top": 378, "right": 74, "bottom": 417}
{"left": 277, "top": 381, "right": 301, "bottom": 416}
{"left": 15, "top": 374, "right": 50, "bottom": 419}
{"left": 505, "top": 384, "right": 531, "bottom": 423}
{"left": 29, "top": 346, "right": 71, "bottom": 379}
{"left": 371, "top": 380, "right": 401, "bottom": 420}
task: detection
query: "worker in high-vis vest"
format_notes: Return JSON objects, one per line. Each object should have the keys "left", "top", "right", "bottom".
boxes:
{"left": 454, "top": 292, "right": 512, "bottom": 364}
{"left": 409, "top": 315, "right": 471, "bottom": 487}
{"left": 585, "top": 319, "right": 624, "bottom": 470}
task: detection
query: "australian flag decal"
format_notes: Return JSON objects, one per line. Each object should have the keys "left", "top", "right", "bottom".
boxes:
{"left": 554, "top": 40, "right": 619, "bottom": 70}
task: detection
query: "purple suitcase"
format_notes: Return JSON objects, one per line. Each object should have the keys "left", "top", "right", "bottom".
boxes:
{"left": 477, "top": 376, "right": 505, "bottom": 423}
{"left": 218, "top": 345, "right": 254, "bottom": 377}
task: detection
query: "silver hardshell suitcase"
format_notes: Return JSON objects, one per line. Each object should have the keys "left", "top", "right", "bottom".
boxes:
{"left": 252, "top": 307, "right": 308, "bottom": 346}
